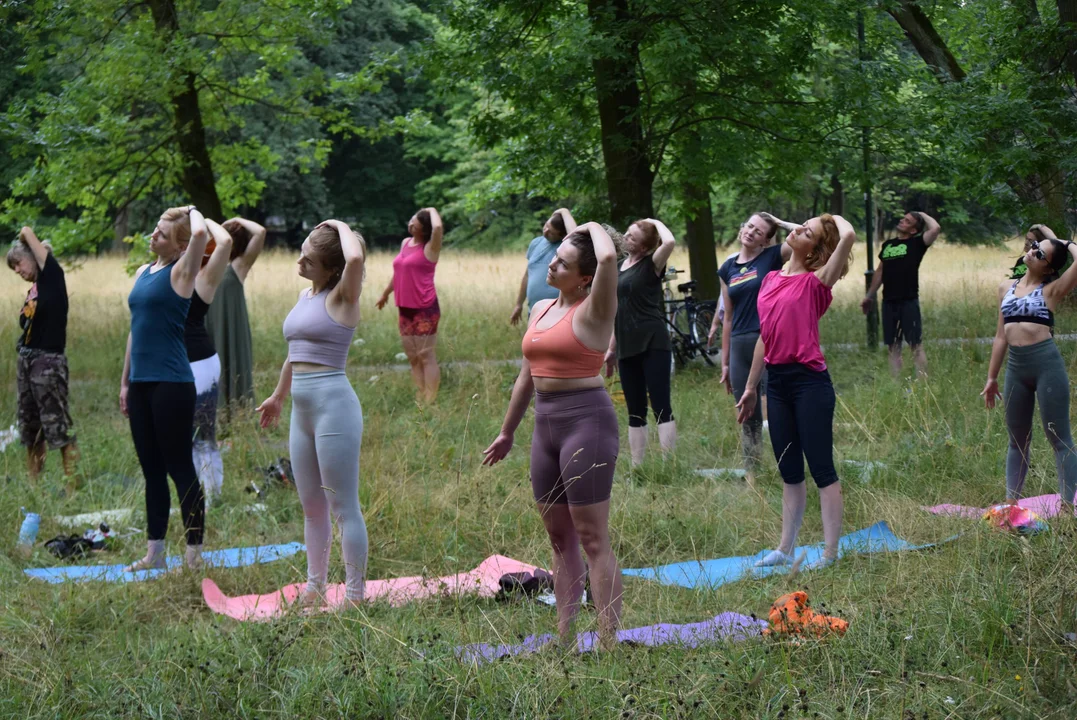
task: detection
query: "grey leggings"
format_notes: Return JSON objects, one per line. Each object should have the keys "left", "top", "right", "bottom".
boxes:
{"left": 1004, "top": 339, "right": 1077, "bottom": 503}
{"left": 290, "top": 371, "right": 369, "bottom": 600}
{"left": 730, "top": 332, "right": 766, "bottom": 470}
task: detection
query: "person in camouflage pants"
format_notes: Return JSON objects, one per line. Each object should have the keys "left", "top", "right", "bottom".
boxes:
{"left": 8, "top": 226, "right": 78, "bottom": 481}
{"left": 17, "top": 347, "right": 76, "bottom": 459}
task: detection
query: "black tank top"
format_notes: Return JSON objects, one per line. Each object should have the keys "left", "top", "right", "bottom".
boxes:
{"left": 614, "top": 255, "right": 671, "bottom": 359}
{"left": 184, "top": 290, "right": 216, "bottom": 362}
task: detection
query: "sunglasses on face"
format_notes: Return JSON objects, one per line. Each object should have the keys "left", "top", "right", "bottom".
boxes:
{"left": 1031, "top": 241, "right": 1047, "bottom": 261}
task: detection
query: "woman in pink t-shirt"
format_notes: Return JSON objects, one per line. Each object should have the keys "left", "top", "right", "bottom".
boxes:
{"left": 376, "top": 207, "right": 444, "bottom": 402}
{"left": 735, "top": 213, "right": 858, "bottom": 570}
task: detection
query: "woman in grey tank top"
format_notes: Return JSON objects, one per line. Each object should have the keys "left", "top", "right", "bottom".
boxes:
{"left": 257, "top": 220, "right": 370, "bottom": 609}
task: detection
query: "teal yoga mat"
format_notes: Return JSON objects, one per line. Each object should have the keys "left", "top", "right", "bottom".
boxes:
{"left": 623, "top": 522, "right": 941, "bottom": 589}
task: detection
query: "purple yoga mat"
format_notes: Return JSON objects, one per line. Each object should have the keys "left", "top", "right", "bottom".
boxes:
{"left": 457, "top": 611, "right": 767, "bottom": 664}
{"left": 925, "top": 494, "right": 1066, "bottom": 519}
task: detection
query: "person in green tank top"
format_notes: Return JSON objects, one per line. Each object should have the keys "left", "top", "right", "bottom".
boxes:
{"left": 206, "top": 217, "right": 265, "bottom": 415}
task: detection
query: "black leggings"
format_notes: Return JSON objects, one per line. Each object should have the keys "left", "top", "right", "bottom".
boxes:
{"left": 128, "top": 381, "right": 204, "bottom": 545}
{"left": 765, "top": 363, "right": 839, "bottom": 488}
{"left": 618, "top": 348, "right": 674, "bottom": 428}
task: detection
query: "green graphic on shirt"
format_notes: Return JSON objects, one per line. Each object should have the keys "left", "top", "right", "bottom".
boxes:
{"left": 881, "top": 243, "right": 908, "bottom": 259}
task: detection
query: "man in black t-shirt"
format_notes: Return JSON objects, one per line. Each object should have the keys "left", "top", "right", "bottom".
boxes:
{"left": 861, "top": 211, "right": 941, "bottom": 378}
{"left": 6, "top": 226, "right": 78, "bottom": 482}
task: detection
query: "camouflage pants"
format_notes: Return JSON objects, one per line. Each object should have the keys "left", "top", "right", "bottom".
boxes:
{"left": 16, "top": 348, "right": 75, "bottom": 449}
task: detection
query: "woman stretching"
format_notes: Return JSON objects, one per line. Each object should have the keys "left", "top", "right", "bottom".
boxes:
{"left": 376, "top": 208, "right": 443, "bottom": 402}
{"left": 483, "top": 222, "right": 623, "bottom": 649}
{"left": 1010, "top": 224, "right": 1058, "bottom": 280}
{"left": 185, "top": 222, "right": 234, "bottom": 506}
{"left": 708, "top": 213, "right": 791, "bottom": 482}
{"left": 258, "top": 220, "right": 369, "bottom": 607}
{"left": 205, "top": 217, "right": 266, "bottom": 414}
{"left": 120, "top": 206, "right": 211, "bottom": 571}
{"left": 8, "top": 226, "right": 79, "bottom": 484}
{"left": 604, "top": 219, "right": 677, "bottom": 466}
{"left": 736, "top": 213, "right": 857, "bottom": 569}
{"left": 983, "top": 236, "right": 1077, "bottom": 506}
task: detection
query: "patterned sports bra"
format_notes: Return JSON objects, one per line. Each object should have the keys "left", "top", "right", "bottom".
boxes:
{"left": 1001, "top": 280, "right": 1054, "bottom": 327}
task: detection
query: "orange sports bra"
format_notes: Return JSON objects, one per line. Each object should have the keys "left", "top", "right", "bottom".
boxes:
{"left": 522, "top": 300, "right": 606, "bottom": 379}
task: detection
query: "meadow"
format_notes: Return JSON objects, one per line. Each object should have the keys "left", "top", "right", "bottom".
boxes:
{"left": 2, "top": 239, "right": 1076, "bottom": 718}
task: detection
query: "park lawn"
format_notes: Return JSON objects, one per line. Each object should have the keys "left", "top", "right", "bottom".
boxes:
{"left": 1, "top": 244, "right": 1075, "bottom": 718}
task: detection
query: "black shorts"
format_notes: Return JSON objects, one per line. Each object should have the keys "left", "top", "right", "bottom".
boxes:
{"left": 882, "top": 299, "right": 922, "bottom": 347}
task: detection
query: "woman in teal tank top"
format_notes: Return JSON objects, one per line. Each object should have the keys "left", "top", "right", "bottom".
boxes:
{"left": 120, "top": 205, "right": 214, "bottom": 573}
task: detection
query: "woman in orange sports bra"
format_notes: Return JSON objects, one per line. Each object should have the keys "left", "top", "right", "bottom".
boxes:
{"left": 483, "top": 222, "right": 624, "bottom": 649}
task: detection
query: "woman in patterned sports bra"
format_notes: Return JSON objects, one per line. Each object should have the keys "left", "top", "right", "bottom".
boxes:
{"left": 482, "top": 222, "right": 625, "bottom": 650}
{"left": 983, "top": 236, "right": 1077, "bottom": 506}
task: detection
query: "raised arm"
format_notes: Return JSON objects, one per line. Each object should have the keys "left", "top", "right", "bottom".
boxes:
{"left": 229, "top": 217, "right": 266, "bottom": 281}
{"left": 648, "top": 219, "right": 676, "bottom": 274}
{"left": 422, "top": 207, "right": 444, "bottom": 263}
{"left": 558, "top": 208, "right": 578, "bottom": 234}
{"left": 1045, "top": 241, "right": 1077, "bottom": 304}
{"left": 321, "top": 220, "right": 366, "bottom": 307}
{"left": 18, "top": 226, "right": 49, "bottom": 269}
{"left": 815, "top": 215, "right": 858, "bottom": 288}
{"left": 195, "top": 220, "right": 234, "bottom": 303}
{"left": 578, "top": 222, "right": 619, "bottom": 326}
{"left": 758, "top": 213, "right": 796, "bottom": 261}
{"left": 172, "top": 207, "right": 209, "bottom": 295}
{"left": 919, "top": 213, "right": 941, "bottom": 246}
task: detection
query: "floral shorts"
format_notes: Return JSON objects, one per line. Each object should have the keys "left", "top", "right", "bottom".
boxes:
{"left": 398, "top": 299, "right": 440, "bottom": 336}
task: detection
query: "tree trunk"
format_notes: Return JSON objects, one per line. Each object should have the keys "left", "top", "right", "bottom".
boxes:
{"left": 147, "top": 0, "right": 223, "bottom": 219}
{"left": 112, "top": 206, "right": 129, "bottom": 252}
{"left": 829, "top": 174, "right": 844, "bottom": 215}
{"left": 683, "top": 180, "right": 718, "bottom": 300}
{"left": 887, "top": 1, "right": 966, "bottom": 82}
{"left": 1059, "top": 0, "right": 1077, "bottom": 88}
{"left": 588, "top": 0, "right": 653, "bottom": 227}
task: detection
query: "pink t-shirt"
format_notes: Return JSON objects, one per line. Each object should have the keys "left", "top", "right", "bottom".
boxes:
{"left": 392, "top": 239, "right": 437, "bottom": 309}
{"left": 757, "top": 271, "right": 833, "bottom": 371}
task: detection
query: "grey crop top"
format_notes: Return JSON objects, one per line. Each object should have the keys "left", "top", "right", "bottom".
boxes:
{"left": 1001, "top": 280, "right": 1053, "bottom": 327}
{"left": 282, "top": 289, "right": 356, "bottom": 369}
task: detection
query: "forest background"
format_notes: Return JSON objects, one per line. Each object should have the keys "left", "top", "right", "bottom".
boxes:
{"left": 2, "top": 0, "right": 1077, "bottom": 298}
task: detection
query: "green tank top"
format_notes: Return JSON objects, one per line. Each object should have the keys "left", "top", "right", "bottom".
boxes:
{"left": 205, "top": 264, "right": 254, "bottom": 406}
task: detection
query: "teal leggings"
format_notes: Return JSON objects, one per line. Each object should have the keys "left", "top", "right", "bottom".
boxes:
{"left": 1004, "top": 339, "right": 1077, "bottom": 503}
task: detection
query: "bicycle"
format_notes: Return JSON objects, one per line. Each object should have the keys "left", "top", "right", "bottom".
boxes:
{"left": 665, "top": 279, "right": 720, "bottom": 372}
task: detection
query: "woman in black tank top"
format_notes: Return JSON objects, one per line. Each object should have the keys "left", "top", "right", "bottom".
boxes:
{"left": 184, "top": 222, "right": 235, "bottom": 507}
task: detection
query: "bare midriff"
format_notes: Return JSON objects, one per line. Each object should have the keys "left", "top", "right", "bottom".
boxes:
{"left": 532, "top": 375, "right": 605, "bottom": 393}
{"left": 291, "top": 361, "right": 340, "bottom": 374}
{"left": 1004, "top": 322, "right": 1052, "bottom": 348}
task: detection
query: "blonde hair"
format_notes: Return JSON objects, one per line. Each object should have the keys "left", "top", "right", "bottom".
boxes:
{"left": 6, "top": 243, "right": 33, "bottom": 270}
{"left": 160, "top": 207, "right": 193, "bottom": 248}
{"left": 804, "top": 213, "right": 851, "bottom": 279}
{"left": 307, "top": 223, "right": 366, "bottom": 287}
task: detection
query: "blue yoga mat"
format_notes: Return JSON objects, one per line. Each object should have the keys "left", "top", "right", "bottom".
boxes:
{"left": 623, "top": 522, "right": 941, "bottom": 590}
{"left": 25, "top": 542, "right": 305, "bottom": 584}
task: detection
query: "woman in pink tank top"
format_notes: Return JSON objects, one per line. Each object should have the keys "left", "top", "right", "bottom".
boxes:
{"left": 734, "top": 213, "right": 858, "bottom": 571}
{"left": 376, "top": 207, "right": 443, "bottom": 402}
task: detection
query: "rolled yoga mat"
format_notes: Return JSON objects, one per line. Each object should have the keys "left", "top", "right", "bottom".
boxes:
{"left": 25, "top": 543, "right": 305, "bottom": 584}
{"left": 456, "top": 611, "right": 768, "bottom": 664}
{"left": 622, "top": 521, "right": 943, "bottom": 590}
{"left": 203, "top": 554, "right": 542, "bottom": 621}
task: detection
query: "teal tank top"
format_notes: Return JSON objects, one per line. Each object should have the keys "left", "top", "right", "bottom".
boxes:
{"left": 128, "top": 263, "right": 194, "bottom": 383}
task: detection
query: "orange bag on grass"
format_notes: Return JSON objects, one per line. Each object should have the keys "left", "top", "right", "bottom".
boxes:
{"left": 763, "top": 591, "right": 848, "bottom": 638}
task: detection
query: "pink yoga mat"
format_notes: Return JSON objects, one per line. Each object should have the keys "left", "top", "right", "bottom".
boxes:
{"left": 925, "top": 494, "right": 1065, "bottom": 519}
{"left": 202, "top": 554, "right": 541, "bottom": 621}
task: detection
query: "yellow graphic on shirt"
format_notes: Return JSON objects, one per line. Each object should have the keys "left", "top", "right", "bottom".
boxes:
{"left": 21, "top": 284, "right": 38, "bottom": 344}
{"left": 728, "top": 268, "right": 758, "bottom": 288}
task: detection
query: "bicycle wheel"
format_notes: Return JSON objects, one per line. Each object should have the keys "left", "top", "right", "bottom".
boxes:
{"left": 691, "top": 304, "right": 720, "bottom": 366}
{"left": 671, "top": 304, "right": 691, "bottom": 339}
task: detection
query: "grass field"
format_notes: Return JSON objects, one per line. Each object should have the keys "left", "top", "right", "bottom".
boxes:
{"left": 2, "top": 239, "right": 1077, "bottom": 718}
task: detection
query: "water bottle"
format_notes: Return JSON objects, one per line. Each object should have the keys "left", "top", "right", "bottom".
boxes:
{"left": 17, "top": 508, "right": 40, "bottom": 557}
